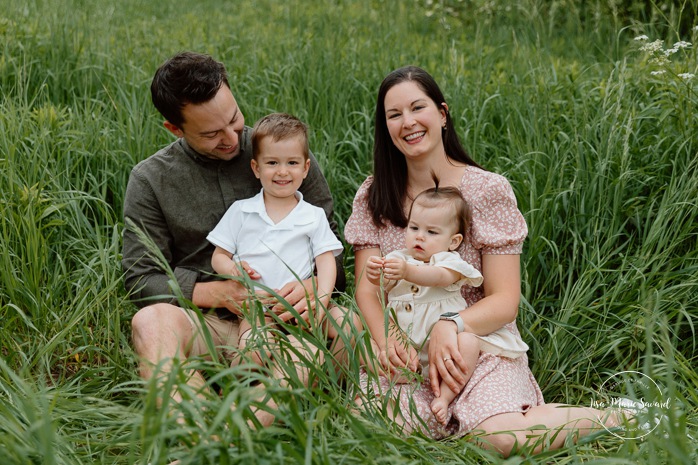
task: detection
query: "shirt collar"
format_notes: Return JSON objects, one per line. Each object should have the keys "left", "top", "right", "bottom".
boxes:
{"left": 178, "top": 138, "right": 212, "bottom": 164}
{"left": 242, "top": 190, "right": 311, "bottom": 227}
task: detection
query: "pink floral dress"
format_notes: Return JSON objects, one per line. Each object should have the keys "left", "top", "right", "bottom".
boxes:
{"left": 344, "top": 166, "right": 545, "bottom": 438}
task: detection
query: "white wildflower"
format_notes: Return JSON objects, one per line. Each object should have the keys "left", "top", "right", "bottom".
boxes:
{"left": 634, "top": 35, "right": 649, "bottom": 41}
{"left": 650, "top": 70, "right": 666, "bottom": 76}
{"left": 678, "top": 73, "right": 695, "bottom": 80}
{"left": 694, "top": 25, "right": 698, "bottom": 32}
{"left": 673, "top": 41, "right": 692, "bottom": 49}
{"left": 664, "top": 48, "right": 678, "bottom": 56}
{"left": 649, "top": 55, "right": 670, "bottom": 66}
{"left": 640, "top": 40, "right": 664, "bottom": 53}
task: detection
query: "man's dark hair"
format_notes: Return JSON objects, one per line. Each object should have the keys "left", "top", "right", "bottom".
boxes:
{"left": 150, "top": 51, "right": 230, "bottom": 128}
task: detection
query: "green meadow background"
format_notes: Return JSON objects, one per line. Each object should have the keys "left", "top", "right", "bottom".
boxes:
{"left": 1, "top": 0, "right": 697, "bottom": 463}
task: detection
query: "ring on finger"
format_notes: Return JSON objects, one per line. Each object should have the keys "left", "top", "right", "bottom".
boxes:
{"left": 443, "top": 357, "right": 452, "bottom": 362}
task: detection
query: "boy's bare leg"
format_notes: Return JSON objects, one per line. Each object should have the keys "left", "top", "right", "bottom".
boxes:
{"left": 236, "top": 317, "right": 270, "bottom": 367}
{"left": 246, "top": 305, "right": 362, "bottom": 429}
{"left": 324, "top": 305, "right": 362, "bottom": 367}
{"left": 236, "top": 317, "right": 252, "bottom": 359}
{"left": 431, "top": 332, "right": 480, "bottom": 424}
{"left": 246, "top": 332, "right": 316, "bottom": 428}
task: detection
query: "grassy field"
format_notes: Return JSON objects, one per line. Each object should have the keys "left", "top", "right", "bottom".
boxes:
{"left": 1, "top": 0, "right": 697, "bottom": 463}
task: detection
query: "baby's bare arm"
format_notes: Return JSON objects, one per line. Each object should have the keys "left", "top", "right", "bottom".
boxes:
{"left": 383, "top": 257, "right": 460, "bottom": 288}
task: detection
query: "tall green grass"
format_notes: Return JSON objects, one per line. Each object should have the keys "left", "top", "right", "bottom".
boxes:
{"left": 1, "top": 0, "right": 696, "bottom": 463}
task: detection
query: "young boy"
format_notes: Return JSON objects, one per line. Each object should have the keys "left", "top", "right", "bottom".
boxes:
{"left": 207, "top": 113, "right": 343, "bottom": 365}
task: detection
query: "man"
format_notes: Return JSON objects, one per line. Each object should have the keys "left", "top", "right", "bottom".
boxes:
{"left": 122, "top": 51, "right": 346, "bottom": 423}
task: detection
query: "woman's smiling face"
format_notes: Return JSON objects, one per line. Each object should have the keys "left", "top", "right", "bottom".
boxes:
{"left": 383, "top": 81, "right": 447, "bottom": 160}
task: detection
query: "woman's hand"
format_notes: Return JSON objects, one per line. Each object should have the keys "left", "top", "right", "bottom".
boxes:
{"left": 425, "top": 254, "right": 523, "bottom": 396}
{"left": 428, "top": 320, "right": 468, "bottom": 396}
{"left": 375, "top": 326, "right": 419, "bottom": 380}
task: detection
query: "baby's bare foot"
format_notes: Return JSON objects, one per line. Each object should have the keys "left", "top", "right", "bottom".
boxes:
{"left": 431, "top": 397, "right": 450, "bottom": 425}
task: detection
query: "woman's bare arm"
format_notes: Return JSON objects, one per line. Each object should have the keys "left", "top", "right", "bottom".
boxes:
{"left": 428, "top": 254, "right": 521, "bottom": 395}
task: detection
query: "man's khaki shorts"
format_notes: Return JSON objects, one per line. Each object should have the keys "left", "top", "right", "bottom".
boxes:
{"left": 176, "top": 307, "right": 240, "bottom": 360}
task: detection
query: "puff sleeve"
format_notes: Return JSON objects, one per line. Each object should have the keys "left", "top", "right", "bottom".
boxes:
{"left": 344, "top": 177, "right": 380, "bottom": 251}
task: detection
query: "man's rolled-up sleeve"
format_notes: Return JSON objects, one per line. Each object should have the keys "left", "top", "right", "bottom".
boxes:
{"left": 122, "top": 168, "right": 198, "bottom": 307}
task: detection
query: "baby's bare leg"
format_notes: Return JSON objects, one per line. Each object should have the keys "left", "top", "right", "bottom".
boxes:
{"left": 431, "top": 332, "right": 481, "bottom": 425}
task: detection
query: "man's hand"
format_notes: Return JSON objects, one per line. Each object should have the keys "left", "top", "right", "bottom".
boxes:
{"left": 192, "top": 279, "right": 249, "bottom": 316}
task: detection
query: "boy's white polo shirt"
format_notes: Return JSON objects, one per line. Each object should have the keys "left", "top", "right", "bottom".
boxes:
{"left": 207, "top": 190, "right": 342, "bottom": 290}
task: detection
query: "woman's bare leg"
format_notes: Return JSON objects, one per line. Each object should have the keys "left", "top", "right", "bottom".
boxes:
{"left": 476, "top": 404, "right": 620, "bottom": 457}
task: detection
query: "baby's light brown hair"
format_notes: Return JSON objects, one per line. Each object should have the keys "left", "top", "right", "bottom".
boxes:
{"left": 408, "top": 174, "right": 470, "bottom": 238}
{"left": 251, "top": 113, "right": 309, "bottom": 160}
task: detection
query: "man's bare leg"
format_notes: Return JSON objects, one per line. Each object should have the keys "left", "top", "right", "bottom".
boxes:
{"left": 132, "top": 303, "right": 210, "bottom": 408}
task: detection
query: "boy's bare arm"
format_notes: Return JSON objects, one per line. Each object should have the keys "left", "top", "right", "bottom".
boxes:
{"left": 313, "top": 251, "right": 337, "bottom": 307}
{"left": 211, "top": 246, "right": 238, "bottom": 276}
{"left": 211, "top": 246, "right": 260, "bottom": 280}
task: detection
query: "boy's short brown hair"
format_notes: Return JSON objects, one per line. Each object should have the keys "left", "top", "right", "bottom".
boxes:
{"left": 251, "top": 113, "right": 309, "bottom": 160}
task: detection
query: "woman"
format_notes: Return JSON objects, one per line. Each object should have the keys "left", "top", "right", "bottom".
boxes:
{"left": 345, "top": 66, "right": 618, "bottom": 456}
